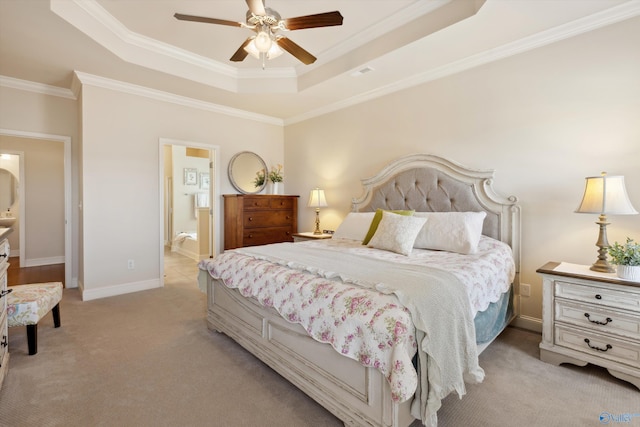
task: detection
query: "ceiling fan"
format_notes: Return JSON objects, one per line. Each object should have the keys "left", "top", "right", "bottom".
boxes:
{"left": 174, "top": 0, "right": 343, "bottom": 67}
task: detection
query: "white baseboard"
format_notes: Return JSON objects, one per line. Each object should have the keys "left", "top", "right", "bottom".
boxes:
{"left": 23, "top": 256, "right": 65, "bottom": 267}
{"left": 81, "top": 278, "right": 161, "bottom": 301}
{"left": 512, "top": 315, "right": 543, "bottom": 333}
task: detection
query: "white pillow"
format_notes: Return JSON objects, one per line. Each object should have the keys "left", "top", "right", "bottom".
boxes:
{"left": 413, "top": 211, "right": 487, "bottom": 254}
{"left": 332, "top": 212, "right": 376, "bottom": 241}
{"left": 368, "top": 211, "right": 427, "bottom": 256}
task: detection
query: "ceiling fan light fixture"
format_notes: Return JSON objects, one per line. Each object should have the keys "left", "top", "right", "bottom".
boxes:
{"left": 244, "top": 37, "right": 261, "bottom": 59}
{"left": 267, "top": 42, "right": 283, "bottom": 60}
{"left": 254, "top": 30, "right": 272, "bottom": 52}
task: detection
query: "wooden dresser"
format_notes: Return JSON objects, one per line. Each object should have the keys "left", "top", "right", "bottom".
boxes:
{"left": 223, "top": 195, "right": 298, "bottom": 250}
{"left": 537, "top": 261, "right": 640, "bottom": 390}
{"left": 0, "top": 228, "right": 12, "bottom": 390}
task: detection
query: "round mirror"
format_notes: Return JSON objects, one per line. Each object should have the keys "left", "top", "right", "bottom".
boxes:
{"left": 0, "top": 168, "right": 17, "bottom": 212}
{"left": 228, "top": 151, "right": 267, "bottom": 194}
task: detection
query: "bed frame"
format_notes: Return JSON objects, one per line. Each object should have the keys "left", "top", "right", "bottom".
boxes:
{"left": 206, "top": 154, "right": 521, "bottom": 426}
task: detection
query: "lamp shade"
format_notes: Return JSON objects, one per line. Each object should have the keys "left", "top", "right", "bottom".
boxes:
{"left": 575, "top": 173, "right": 638, "bottom": 215}
{"left": 308, "top": 188, "right": 328, "bottom": 208}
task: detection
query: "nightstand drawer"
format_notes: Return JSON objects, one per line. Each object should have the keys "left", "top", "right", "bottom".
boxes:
{"left": 555, "top": 299, "right": 640, "bottom": 340}
{"left": 556, "top": 281, "right": 640, "bottom": 313}
{"left": 555, "top": 324, "right": 640, "bottom": 368}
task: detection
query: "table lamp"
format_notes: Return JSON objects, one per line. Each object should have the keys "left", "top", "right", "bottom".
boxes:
{"left": 575, "top": 172, "right": 638, "bottom": 272}
{"left": 308, "top": 188, "right": 328, "bottom": 235}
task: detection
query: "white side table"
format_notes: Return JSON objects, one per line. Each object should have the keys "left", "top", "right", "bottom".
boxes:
{"left": 537, "top": 261, "right": 640, "bottom": 390}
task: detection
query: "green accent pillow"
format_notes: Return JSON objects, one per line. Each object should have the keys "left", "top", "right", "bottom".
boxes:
{"left": 362, "top": 209, "right": 415, "bottom": 245}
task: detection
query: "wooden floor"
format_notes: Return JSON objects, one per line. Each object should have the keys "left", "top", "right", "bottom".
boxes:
{"left": 7, "top": 257, "right": 65, "bottom": 287}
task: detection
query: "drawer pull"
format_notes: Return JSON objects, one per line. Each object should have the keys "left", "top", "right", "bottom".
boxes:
{"left": 584, "top": 313, "right": 612, "bottom": 326}
{"left": 0, "top": 288, "right": 12, "bottom": 299}
{"left": 594, "top": 294, "right": 602, "bottom": 300}
{"left": 0, "top": 336, "right": 7, "bottom": 348}
{"left": 584, "top": 338, "right": 612, "bottom": 352}
{"left": 0, "top": 253, "right": 7, "bottom": 258}
{"left": 247, "top": 234, "right": 253, "bottom": 239}
{"left": 248, "top": 217, "right": 253, "bottom": 221}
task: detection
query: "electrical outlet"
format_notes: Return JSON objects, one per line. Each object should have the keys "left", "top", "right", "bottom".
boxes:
{"left": 521, "top": 283, "right": 531, "bottom": 297}
{"left": 127, "top": 259, "right": 135, "bottom": 270}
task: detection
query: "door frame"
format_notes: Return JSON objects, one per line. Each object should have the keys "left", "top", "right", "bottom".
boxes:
{"left": 158, "top": 138, "right": 220, "bottom": 286}
{"left": 0, "top": 128, "right": 72, "bottom": 287}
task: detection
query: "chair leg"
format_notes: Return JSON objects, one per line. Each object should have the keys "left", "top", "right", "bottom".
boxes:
{"left": 26, "top": 324, "right": 37, "bottom": 355}
{"left": 52, "top": 303, "right": 61, "bottom": 328}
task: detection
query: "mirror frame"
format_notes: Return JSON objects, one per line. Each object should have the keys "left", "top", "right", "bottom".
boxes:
{"left": 228, "top": 151, "right": 268, "bottom": 194}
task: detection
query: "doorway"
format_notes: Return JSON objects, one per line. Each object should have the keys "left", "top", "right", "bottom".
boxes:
{"left": 158, "top": 138, "right": 219, "bottom": 287}
{"left": 0, "top": 129, "right": 72, "bottom": 287}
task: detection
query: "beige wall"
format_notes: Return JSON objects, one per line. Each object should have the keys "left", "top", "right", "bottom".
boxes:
{"left": 79, "top": 84, "right": 283, "bottom": 299}
{"left": 284, "top": 17, "right": 640, "bottom": 327}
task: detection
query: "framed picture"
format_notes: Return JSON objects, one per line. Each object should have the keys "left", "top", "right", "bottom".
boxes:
{"left": 200, "top": 172, "right": 210, "bottom": 190}
{"left": 184, "top": 168, "right": 197, "bottom": 185}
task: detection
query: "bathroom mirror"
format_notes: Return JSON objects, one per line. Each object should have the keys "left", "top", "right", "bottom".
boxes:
{"left": 0, "top": 168, "right": 17, "bottom": 212}
{"left": 228, "top": 151, "right": 267, "bottom": 194}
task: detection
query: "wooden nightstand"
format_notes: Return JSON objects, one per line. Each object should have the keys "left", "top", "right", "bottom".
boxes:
{"left": 292, "top": 232, "right": 333, "bottom": 242}
{"left": 537, "top": 262, "right": 640, "bottom": 390}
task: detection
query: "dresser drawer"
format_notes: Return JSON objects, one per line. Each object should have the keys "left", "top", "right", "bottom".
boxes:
{"left": 243, "top": 197, "right": 271, "bottom": 209}
{"left": 555, "top": 299, "right": 640, "bottom": 340}
{"left": 0, "top": 313, "right": 8, "bottom": 384}
{"left": 0, "top": 239, "right": 9, "bottom": 270}
{"left": 243, "top": 227, "right": 294, "bottom": 246}
{"left": 269, "top": 198, "right": 294, "bottom": 210}
{"left": 244, "top": 210, "right": 295, "bottom": 228}
{"left": 555, "top": 281, "right": 640, "bottom": 313}
{"left": 0, "top": 264, "right": 7, "bottom": 318}
{"left": 555, "top": 324, "right": 640, "bottom": 368}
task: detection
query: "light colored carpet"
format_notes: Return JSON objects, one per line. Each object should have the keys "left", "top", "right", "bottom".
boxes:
{"left": 0, "top": 262, "right": 637, "bottom": 427}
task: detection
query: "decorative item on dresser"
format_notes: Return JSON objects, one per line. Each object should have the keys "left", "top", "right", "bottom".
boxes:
{"left": 223, "top": 194, "right": 298, "bottom": 250}
{"left": 537, "top": 261, "right": 640, "bottom": 390}
{"left": 0, "top": 228, "right": 12, "bottom": 390}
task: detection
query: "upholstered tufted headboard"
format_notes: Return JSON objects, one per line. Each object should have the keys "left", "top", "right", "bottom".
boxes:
{"left": 352, "top": 154, "right": 521, "bottom": 267}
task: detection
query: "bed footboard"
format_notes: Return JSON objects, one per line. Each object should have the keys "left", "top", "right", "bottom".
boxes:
{"left": 206, "top": 276, "right": 417, "bottom": 427}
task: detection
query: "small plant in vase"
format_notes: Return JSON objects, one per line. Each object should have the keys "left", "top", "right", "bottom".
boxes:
{"left": 268, "top": 164, "right": 283, "bottom": 194}
{"left": 608, "top": 237, "right": 640, "bottom": 281}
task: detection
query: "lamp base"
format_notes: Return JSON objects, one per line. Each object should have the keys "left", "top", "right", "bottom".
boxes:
{"left": 313, "top": 209, "right": 322, "bottom": 235}
{"left": 589, "top": 260, "right": 615, "bottom": 273}
{"left": 590, "top": 215, "right": 615, "bottom": 273}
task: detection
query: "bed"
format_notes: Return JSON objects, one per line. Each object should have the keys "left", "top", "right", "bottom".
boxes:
{"left": 198, "top": 153, "right": 521, "bottom": 427}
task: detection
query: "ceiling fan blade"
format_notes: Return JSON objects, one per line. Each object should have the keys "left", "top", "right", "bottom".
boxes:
{"left": 174, "top": 13, "right": 242, "bottom": 28}
{"left": 277, "top": 37, "right": 316, "bottom": 65}
{"left": 230, "top": 38, "right": 252, "bottom": 62}
{"left": 245, "top": 0, "right": 266, "bottom": 16}
{"left": 283, "top": 11, "right": 343, "bottom": 31}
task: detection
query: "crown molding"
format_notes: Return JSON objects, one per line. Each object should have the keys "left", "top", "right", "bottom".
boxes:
{"left": 0, "top": 75, "right": 76, "bottom": 100}
{"left": 73, "top": 71, "right": 283, "bottom": 126}
{"left": 284, "top": 0, "right": 640, "bottom": 125}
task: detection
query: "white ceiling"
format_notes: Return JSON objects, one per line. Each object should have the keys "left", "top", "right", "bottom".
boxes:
{"left": 1, "top": 0, "right": 639, "bottom": 123}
